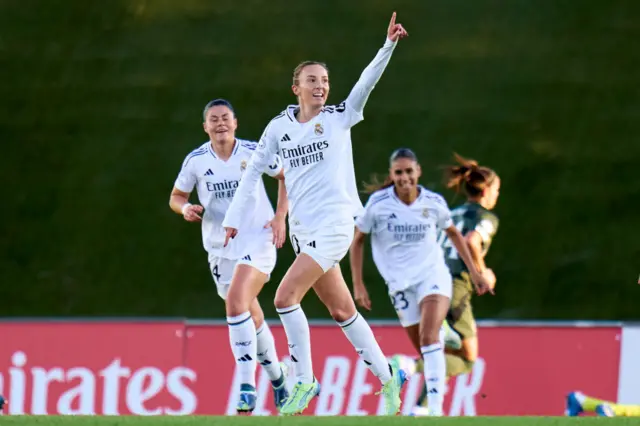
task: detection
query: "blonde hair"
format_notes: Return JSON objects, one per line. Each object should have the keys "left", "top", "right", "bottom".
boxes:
{"left": 292, "top": 61, "right": 329, "bottom": 85}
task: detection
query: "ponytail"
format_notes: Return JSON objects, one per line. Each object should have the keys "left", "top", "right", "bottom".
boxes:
{"left": 444, "top": 153, "right": 497, "bottom": 198}
{"left": 362, "top": 174, "right": 394, "bottom": 194}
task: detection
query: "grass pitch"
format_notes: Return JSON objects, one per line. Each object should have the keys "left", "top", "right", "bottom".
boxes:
{"left": 0, "top": 417, "right": 633, "bottom": 426}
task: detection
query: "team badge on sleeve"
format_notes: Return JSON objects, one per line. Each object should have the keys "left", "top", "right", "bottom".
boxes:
{"left": 422, "top": 208, "right": 430, "bottom": 218}
{"left": 314, "top": 123, "right": 324, "bottom": 136}
{"left": 240, "top": 160, "right": 247, "bottom": 171}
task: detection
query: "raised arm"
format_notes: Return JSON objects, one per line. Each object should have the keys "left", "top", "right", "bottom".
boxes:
{"left": 222, "top": 124, "right": 278, "bottom": 243}
{"left": 343, "top": 12, "right": 408, "bottom": 122}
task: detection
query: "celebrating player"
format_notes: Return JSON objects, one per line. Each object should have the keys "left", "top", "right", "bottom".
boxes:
{"left": 169, "top": 99, "right": 289, "bottom": 413}
{"left": 349, "top": 148, "right": 493, "bottom": 416}
{"left": 223, "top": 12, "right": 409, "bottom": 416}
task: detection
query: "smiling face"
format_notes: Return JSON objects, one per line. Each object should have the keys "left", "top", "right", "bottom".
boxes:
{"left": 292, "top": 63, "right": 330, "bottom": 109}
{"left": 390, "top": 157, "right": 422, "bottom": 197}
{"left": 203, "top": 105, "right": 237, "bottom": 143}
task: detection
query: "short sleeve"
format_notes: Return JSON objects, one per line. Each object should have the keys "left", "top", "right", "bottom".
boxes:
{"left": 174, "top": 156, "right": 197, "bottom": 193}
{"left": 433, "top": 195, "right": 453, "bottom": 230}
{"left": 475, "top": 212, "right": 499, "bottom": 243}
{"left": 355, "top": 195, "right": 378, "bottom": 234}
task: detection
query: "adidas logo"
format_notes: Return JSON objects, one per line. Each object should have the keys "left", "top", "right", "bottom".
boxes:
{"left": 388, "top": 213, "right": 397, "bottom": 219}
{"left": 280, "top": 134, "right": 291, "bottom": 142}
{"left": 237, "top": 354, "right": 253, "bottom": 362}
{"left": 306, "top": 241, "right": 316, "bottom": 248}
{"left": 431, "top": 285, "right": 439, "bottom": 290}
{"left": 204, "top": 169, "right": 214, "bottom": 176}
{"left": 242, "top": 255, "right": 252, "bottom": 261}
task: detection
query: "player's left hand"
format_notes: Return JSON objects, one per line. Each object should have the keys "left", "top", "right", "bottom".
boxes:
{"left": 223, "top": 227, "right": 237, "bottom": 247}
{"left": 387, "top": 12, "right": 408, "bottom": 42}
{"left": 483, "top": 268, "right": 497, "bottom": 290}
{"left": 471, "top": 271, "right": 495, "bottom": 296}
{"left": 265, "top": 215, "right": 287, "bottom": 249}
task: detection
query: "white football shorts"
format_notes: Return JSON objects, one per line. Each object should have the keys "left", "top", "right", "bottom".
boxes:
{"left": 208, "top": 238, "right": 276, "bottom": 300}
{"left": 289, "top": 224, "right": 355, "bottom": 272}
{"left": 389, "top": 265, "right": 453, "bottom": 327}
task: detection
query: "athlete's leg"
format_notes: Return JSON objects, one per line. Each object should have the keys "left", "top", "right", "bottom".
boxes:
{"left": 313, "top": 266, "right": 406, "bottom": 415}
{"left": 566, "top": 391, "right": 640, "bottom": 417}
{"left": 226, "top": 264, "right": 269, "bottom": 412}
{"left": 249, "top": 299, "right": 289, "bottom": 409}
{"left": 273, "top": 253, "right": 324, "bottom": 387}
{"left": 403, "top": 325, "right": 421, "bottom": 355}
{"left": 388, "top": 288, "right": 422, "bottom": 376}
{"left": 445, "top": 275, "right": 478, "bottom": 378}
{"left": 313, "top": 266, "right": 392, "bottom": 382}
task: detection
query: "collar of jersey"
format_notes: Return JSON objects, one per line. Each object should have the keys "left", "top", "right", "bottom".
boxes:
{"left": 390, "top": 185, "right": 425, "bottom": 206}
{"left": 208, "top": 139, "right": 239, "bottom": 160}
{"left": 286, "top": 105, "right": 324, "bottom": 124}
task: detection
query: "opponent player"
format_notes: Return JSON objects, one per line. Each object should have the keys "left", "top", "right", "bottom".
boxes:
{"left": 567, "top": 391, "right": 640, "bottom": 417}
{"left": 223, "top": 12, "right": 409, "bottom": 416}
{"left": 350, "top": 148, "right": 493, "bottom": 416}
{"left": 400, "top": 153, "right": 501, "bottom": 415}
{"left": 169, "top": 99, "right": 289, "bottom": 412}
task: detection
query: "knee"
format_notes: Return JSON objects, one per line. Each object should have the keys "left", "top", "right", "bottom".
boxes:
{"left": 274, "top": 286, "right": 300, "bottom": 310}
{"left": 328, "top": 302, "right": 357, "bottom": 324}
{"left": 274, "top": 292, "right": 292, "bottom": 310}
{"left": 225, "top": 294, "right": 251, "bottom": 318}
{"left": 419, "top": 327, "right": 441, "bottom": 347}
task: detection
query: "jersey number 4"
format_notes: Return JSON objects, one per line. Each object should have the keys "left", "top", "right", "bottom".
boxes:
{"left": 212, "top": 265, "right": 221, "bottom": 283}
{"left": 437, "top": 220, "right": 464, "bottom": 260}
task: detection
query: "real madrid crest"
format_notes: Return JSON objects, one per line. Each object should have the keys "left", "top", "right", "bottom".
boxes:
{"left": 422, "top": 208, "right": 430, "bottom": 218}
{"left": 314, "top": 123, "right": 324, "bottom": 136}
{"left": 240, "top": 160, "right": 247, "bottom": 172}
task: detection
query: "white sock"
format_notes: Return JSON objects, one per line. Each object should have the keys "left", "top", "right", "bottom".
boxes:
{"left": 421, "top": 343, "right": 445, "bottom": 413}
{"left": 227, "top": 312, "right": 257, "bottom": 388}
{"left": 256, "top": 322, "right": 283, "bottom": 383}
{"left": 277, "top": 304, "right": 314, "bottom": 384}
{"left": 338, "top": 313, "right": 392, "bottom": 383}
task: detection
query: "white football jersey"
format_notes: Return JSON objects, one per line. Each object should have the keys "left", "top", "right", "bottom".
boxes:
{"left": 356, "top": 186, "right": 454, "bottom": 293}
{"left": 223, "top": 38, "right": 398, "bottom": 233}
{"left": 174, "top": 139, "right": 283, "bottom": 260}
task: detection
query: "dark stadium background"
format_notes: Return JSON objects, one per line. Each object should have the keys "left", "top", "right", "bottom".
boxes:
{"left": 1, "top": 0, "right": 638, "bottom": 320}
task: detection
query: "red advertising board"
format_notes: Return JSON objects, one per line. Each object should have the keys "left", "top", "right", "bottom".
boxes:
{"left": 0, "top": 321, "right": 623, "bottom": 416}
{"left": 0, "top": 322, "right": 194, "bottom": 415}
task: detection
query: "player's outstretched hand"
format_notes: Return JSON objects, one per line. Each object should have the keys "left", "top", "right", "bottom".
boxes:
{"left": 387, "top": 12, "right": 408, "bottom": 42}
{"left": 182, "top": 204, "right": 204, "bottom": 222}
{"left": 265, "top": 215, "right": 287, "bottom": 249}
{"left": 223, "top": 227, "right": 237, "bottom": 247}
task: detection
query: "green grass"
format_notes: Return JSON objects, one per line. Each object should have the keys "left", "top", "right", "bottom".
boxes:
{"left": 0, "top": 417, "right": 636, "bottom": 426}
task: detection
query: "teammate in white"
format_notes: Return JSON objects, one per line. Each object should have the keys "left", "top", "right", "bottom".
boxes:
{"left": 169, "top": 99, "right": 290, "bottom": 413}
{"left": 350, "top": 148, "right": 493, "bottom": 416}
{"left": 223, "top": 13, "right": 409, "bottom": 416}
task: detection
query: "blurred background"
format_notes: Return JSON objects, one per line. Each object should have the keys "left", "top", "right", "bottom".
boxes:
{"left": 2, "top": 0, "right": 639, "bottom": 321}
